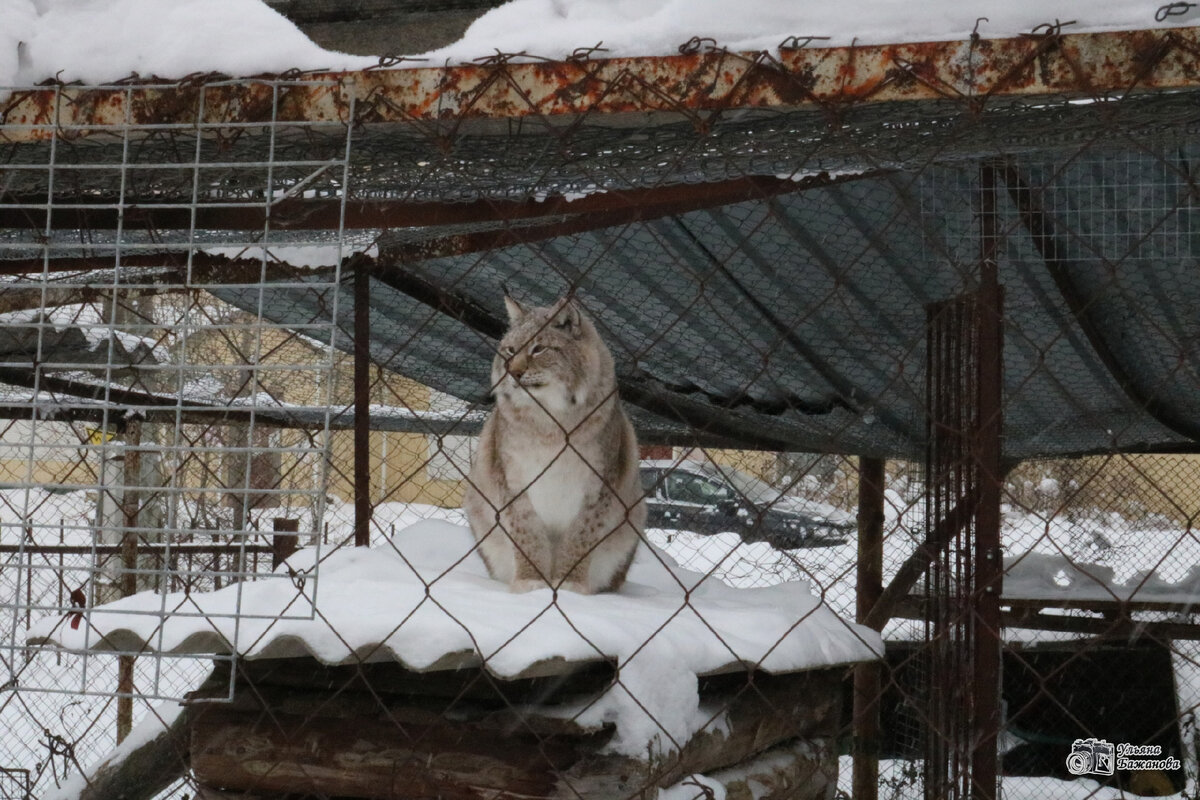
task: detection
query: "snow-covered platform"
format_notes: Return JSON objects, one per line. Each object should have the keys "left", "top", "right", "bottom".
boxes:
{"left": 30, "top": 520, "right": 882, "bottom": 799}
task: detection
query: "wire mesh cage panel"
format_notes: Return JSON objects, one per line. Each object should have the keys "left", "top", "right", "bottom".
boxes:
{"left": 0, "top": 80, "right": 357, "bottom": 713}
{"left": 2, "top": 22, "right": 1200, "bottom": 800}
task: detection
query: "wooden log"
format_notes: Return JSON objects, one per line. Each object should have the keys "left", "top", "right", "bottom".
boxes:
{"left": 709, "top": 738, "right": 838, "bottom": 800}
{"left": 555, "top": 670, "right": 843, "bottom": 797}
{"left": 191, "top": 699, "right": 602, "bottom": 799}
{"left": 50, "top": 705, "right": 192, "bottom": 800}
{"left": 188, "top": 661, "right": 845, "bottom": 800}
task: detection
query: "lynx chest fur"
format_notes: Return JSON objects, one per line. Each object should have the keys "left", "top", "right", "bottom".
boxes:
{"left": 507, "top": 441, "right": 597, "bottom": 535}
{"left": 463, "top": 295, "right": 645, "bottom": 595}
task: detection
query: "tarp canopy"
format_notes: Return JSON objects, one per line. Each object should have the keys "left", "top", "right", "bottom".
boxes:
{"left": 211, "top": 142, "right": 1200, "bottom": 460}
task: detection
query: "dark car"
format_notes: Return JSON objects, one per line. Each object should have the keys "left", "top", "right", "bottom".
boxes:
{"left": 638, "top": 459, "right": 854, "bottom": 549}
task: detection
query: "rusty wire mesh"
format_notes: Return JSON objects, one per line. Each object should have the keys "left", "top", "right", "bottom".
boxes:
{"left": 0, "top": 23, "right": 1199, "bottom": 800}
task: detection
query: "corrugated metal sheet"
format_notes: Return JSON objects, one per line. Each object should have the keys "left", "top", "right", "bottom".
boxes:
{"left": 212, "top": 142, "right": 1200, "bottom": 460}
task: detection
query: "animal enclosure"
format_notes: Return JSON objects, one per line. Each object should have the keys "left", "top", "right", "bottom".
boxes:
{"left": 2, "top": 21, "right": 1200, "bottom": 800}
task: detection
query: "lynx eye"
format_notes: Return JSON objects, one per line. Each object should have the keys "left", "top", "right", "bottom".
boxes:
{"left": 500, "top": 346, "right": 515, "bottom": 358}
{"left": 529, "top": 343, "right": 547, "bottom": 357}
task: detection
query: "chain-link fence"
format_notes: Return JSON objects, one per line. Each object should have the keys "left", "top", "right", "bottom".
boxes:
{"left": 3, "top": 19, "right": 1200, "bottom": 800}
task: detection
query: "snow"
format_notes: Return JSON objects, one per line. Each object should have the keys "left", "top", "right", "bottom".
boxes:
{"left": 1003, "top": 549, "right": 1200, "bottom": 607}
{"left": 4, "top": 0, "right": 1198, "bottom": 92}
{"left": 418, "top": 0, "right": 1200, "bottom": 64}
{"left": 1, "top": 0, "right": 374, "bottom": 88}
{"left": 203, "top": 245, "right": 369, "bottom": 269}
{"left": 28, "top": 519, "right": 882, "bottom": 757}
{"left": 834, "top": 757, "right": 1180, "bottom": 800}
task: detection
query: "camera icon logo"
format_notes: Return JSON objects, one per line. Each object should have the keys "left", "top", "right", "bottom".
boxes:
{"left": 1066, "top": 738, "right": 1115, "bottom": 776}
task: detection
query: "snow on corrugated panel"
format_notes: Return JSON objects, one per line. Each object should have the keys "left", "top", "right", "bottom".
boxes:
{"left": 28, "top": 520, "right": 882, "bottom": 754}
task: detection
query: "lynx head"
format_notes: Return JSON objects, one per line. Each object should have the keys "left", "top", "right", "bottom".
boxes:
{"left": 491, "top": 294, "right": 615, "bottom": 418}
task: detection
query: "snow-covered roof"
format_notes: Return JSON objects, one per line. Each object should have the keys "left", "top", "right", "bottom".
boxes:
{"left": 419, "top": 0, "right": 1199, "bottom": 63}
{"left": 1004, "top": 551, "right": 1200, "bottom": 608}
{"left": 2, "top": 0, "right": 373, "bottom": 88}
{"left": 4, "top": 0, "right": 1198, "bottom": 89}
{"left": 29, "top": 520, "right": 882, "bottom": 754}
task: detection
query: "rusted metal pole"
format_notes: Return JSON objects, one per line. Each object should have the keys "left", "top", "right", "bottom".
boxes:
{"left": 4, "top": 27, "right": 1198, "bottom": 143}
{"left": 117, "top": 419, "right": 142, "bottom": 744}
{"left": 353, "top": 261, "right": 372, "bottom": 548}
{"left": 853, "top": 456, "right": 886, "bottom": 800}
{"left": 971, "top": 162, "right": 1004, "bottom": 800}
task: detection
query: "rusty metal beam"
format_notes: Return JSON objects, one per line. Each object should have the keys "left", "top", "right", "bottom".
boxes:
{"left": 381, "top": 171, "right": 872, "bottom": 260}
{"left": 0, "top": 174, "right": 829, "bottom": 232}
{"left": 3, "top": 27, "right": 1200, "bottom": 141}
{"left": 0, "top": 252, "right": 335, "bottom": 281}
{"left": 852, "top": 456, "right": 885, "bottom": 800}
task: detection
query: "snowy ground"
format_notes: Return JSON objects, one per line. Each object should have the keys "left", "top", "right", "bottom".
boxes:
{"left": 650, "top": 488, "right": 1200, "bottom": 641}
{"left": 834, "top": 757, "right": 1185, "bottom": 800}
{"left": 5, "top": 485, "right": 1200, "bottom": 797}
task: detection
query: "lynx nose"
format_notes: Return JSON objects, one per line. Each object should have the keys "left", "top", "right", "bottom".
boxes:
{"left": 506, "top": 353, "right": 529, "bottom": 380}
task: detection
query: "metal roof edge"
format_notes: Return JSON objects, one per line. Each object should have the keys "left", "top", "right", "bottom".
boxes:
{"left": 4, "top": 25, "right": 1200, "bottom": 141}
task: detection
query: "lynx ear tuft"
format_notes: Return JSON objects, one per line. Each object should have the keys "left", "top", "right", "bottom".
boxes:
{"left": 503, "top": 294, "right": 526, "bottom": 324}
{"left": 552, "top": 297, "right": 583, "bottom": 337}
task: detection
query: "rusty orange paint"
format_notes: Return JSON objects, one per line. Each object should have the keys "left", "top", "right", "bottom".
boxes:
{"left": 3, "top": 25, "right": 1200, "bottom": 142}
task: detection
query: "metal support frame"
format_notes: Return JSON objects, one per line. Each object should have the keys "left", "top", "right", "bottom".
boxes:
{"left": 921, "top": 163, "right": 1004, "bottom": 800}
{"left": 353, "top": 260, "right": 372, "bottom": 548}
{"left": 116, "top": 420, "right": 142, "bottom": 744}
{"left": 972, "top": 164, "right": 1004, "bottom": 800}
{"left": 853, "top": 456, "right": 885, "bottom": 800}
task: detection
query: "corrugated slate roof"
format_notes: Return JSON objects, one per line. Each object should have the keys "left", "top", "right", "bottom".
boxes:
{"left": 212, "top": 143, "right": 1200, "bottom": 460}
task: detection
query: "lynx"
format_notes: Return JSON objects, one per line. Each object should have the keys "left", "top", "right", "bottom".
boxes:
{"left": 463, "top": 295, "right": 645, "bottom": 594}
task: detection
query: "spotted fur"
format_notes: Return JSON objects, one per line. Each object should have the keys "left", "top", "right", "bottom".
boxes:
{"left": 463, "top": 295, "right": 645, "bottom": 594}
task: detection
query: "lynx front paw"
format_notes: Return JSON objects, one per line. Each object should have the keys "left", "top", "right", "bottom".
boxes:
{"left": 509, "top": 578, "right": 548, "bottom": 593}
{"left": 557, "top": 580, "right": 593, "bottom": 595}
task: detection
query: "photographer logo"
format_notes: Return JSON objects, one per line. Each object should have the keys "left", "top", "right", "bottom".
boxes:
{"left": 1065, "top": 739, "right": 1181, "bottom": 776}
{"left": 1066, "top": 738, "right": 1115, "bottom": 776}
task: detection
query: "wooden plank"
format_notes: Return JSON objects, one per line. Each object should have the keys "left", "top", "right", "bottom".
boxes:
{"left": 190, "top": 696, "right": 602, "bottom": 799}
{"left": 189, "top": 662, "right": 845, "bottom": 799}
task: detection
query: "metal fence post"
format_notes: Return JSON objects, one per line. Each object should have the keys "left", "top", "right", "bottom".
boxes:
{"left": 854, "top": 456, "right": 886, "bottom": 800}
{"left": 970, "top": 163, "right": 1004, "bottom": 800}
{"left": 117, "top": 420, "right": 142, "bottom": 744}
{"left": 354, "top": 260, "right": 372, "bottom": 548}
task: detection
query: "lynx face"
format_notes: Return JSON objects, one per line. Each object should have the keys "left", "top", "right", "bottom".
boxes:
{"left": 492, "top": 297, "right": 599, "bottom": 418}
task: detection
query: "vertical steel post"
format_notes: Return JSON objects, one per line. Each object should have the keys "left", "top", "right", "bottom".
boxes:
{"left": 354, "top": 261, "right": 371, "bottom": 548}
{"left": 971, "top": 163, "right": 1004, "bottom": 800}
{"left": 116, "top": 419, "right": 141, "bottom": 743}
{"left": 854, "top": 456, "right": 886, "bottom": 800}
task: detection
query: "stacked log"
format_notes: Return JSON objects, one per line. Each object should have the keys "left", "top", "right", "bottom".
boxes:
{"left": 184, "top": 657, "right": 844, "bottom": 799}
